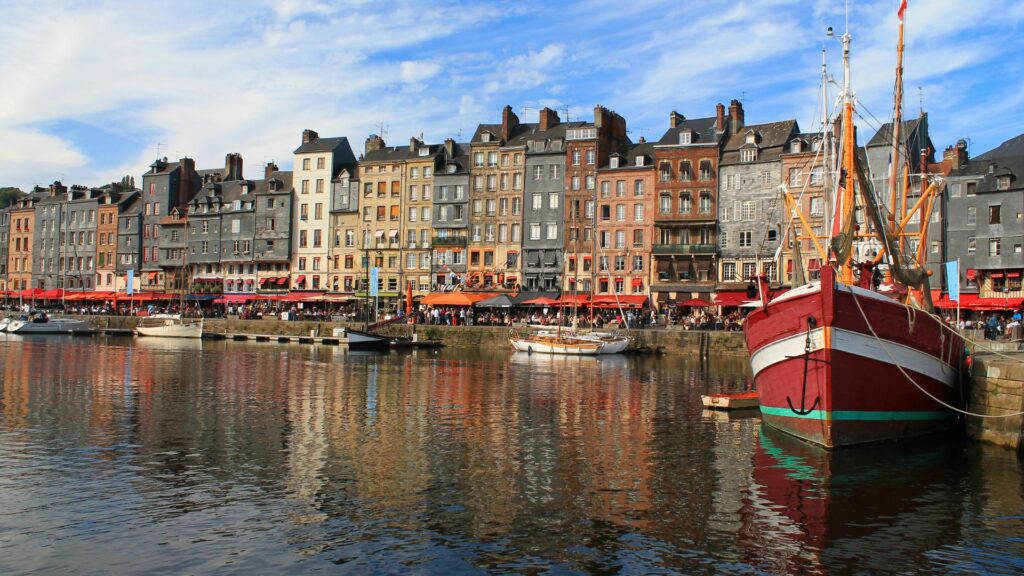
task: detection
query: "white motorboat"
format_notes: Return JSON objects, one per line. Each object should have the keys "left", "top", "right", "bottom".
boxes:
{"left": 516, "top": 328, "right": 630, "bottom": 354}
{"left": 0, "top": 317, "right": 13, "bottom": 332}
{"left": 6, "top": 313, "right": 93, "bottom": 334}
{"left": 509, "top": 331, "right": 605, "bottom": 355}
{"left": 135, "top": 314, "right": 204, "bottom": 339}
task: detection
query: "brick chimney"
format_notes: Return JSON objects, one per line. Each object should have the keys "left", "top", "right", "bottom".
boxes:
{"left": 538, "top": 107, "right": 560, "bottom": 131}
{"left": 715, "top": 103, "right": 726, "bottom": 133}
{"left": 177, "top": 157, "right": 197, "bottom": 208}
{"left": 224, "top": 153, "right": 243, "bottom": 181}
{"left": 501, "top": 105, "right": 519, "bottom": 141}
{"left": 942, "top": 139, "right": 969, "bottom": 169}
{"left": 365, "top": 134, "right": 385, "bottom": 153}
{"left": 302, "top": 129, "right": 319, "bottom": 144}
{"left": 728, "top": 99, "right": 745, "bottom": 136}
{"left": 264, "top": 161, "right": 279, "bottom": 179}
{"left": 48, "top": 180, "right": 66, "bottom": 197}
{"left": 669, "top": 111, "right": 683, "bottom": 129}
{"left": 444, "top": 138, "right": 455, "bottom": 157}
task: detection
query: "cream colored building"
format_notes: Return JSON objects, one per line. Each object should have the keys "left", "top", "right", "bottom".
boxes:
{"left": 290, "top": 129, "right": 356, "bottom": 291}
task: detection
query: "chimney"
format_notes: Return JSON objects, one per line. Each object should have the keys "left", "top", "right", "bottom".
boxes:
{"left": 538, "top": 107, "right": 560, "bottom": 131}
{"left": 49, "top": 180, "right": 66, "bottom": 197}
{"left": 264, "top": 161, "right": 279, "bottom": 179}
{"left": 501, "top": 105, "right": 519, "bottom": 141}
{"left": 715, "top": 103, "right": 726, "bottom": 133}
{"left": 224, "top": 153, "right": 243, "bottom": 181}
{"left": 177, "top": 157, "right": 197, "bottom": 208}
{"left": 302, "top": 129, "right": 319, "bottom": 144}
{"left": 669, "top": 111, "right": 683, "bottom": 129}
{"left": 728, "top": 99, "right": 745, "bottom": 136}
{"left": 365, "top": 134, "right": 385, "bottom": 153}
{"left": 638, "top": 136, "right": 646, "bottom": 144}
{"left": 444, "top": 138, "right": 455, "bottom": 157}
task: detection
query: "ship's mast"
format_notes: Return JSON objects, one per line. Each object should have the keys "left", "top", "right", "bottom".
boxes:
{"left": 836, "top": 26, "right": 856, "bottom": 285}
{"left": 888, "top": 7, "right": 906, "bottom": 253}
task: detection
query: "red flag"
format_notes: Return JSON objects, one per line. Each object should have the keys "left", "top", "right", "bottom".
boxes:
{"left": 898, "top": 0, "right": 907, "bottom": 20}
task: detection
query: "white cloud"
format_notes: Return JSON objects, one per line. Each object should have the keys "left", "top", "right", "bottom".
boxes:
{"left": 400, "top": 61, "right": 442, "bottom": 84}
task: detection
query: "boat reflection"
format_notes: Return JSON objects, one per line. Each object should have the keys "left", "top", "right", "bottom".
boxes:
{"left": 741, "top": 425, "right": 964, "bottom": 575}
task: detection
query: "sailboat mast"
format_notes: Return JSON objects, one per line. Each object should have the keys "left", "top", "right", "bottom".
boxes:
{"left": 887, "top": 10, "right": 906, "bottom": 246}
{"left": 838, "top": 28, "right": 856, "bottom": 285}
{"left": 820, "top": 46, "right": 833, "bottom": 249}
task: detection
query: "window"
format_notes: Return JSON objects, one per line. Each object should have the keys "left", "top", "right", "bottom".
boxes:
{"left": 634, "top": 180, "right": 644, "bottom": 195}
{"left": 488, "top": 152, "right": 497, "bottom": 166}
{"left": 767, "top": 230, "right": 778, "bottom": 242}
{"left": 680, "top": 193, "right": 691, "bottom": 213}
{"left": 742, "top": 201, "right": 756, "bottom": 221}
{"left": 659, "top": 194, "right": 671, "bottom": 214}
{"left": 741, "top": 148, "right": 757, "bottom": 162}
{"left": 616, "top": 204, "right": 626, "bottom": 221}
{"left": 634, "top": 204, "right": 644, "bottom": 221}
{"left": 699, "top": 193, "right": 712, "bottom": 213}
{"left": 533, "top": 165, "right": 544, "bottom": 180}
{"left": 302, "top": 158, "right": 310, "bottom": 170}
{"left": 989, "top": 205, "right": 1001, "bottom": 224}
{"left": 601, "top": 181, "right": 610, "bottom": 198}
{"left": 572, "top": 150, "right": 580, "bottom": 165}
{"left": 550, "top": 164, "right": 560, "bottom": 179}
{"left": 548, "top": 193, "right": 559, "bottom": 209}
{"left": 513, "top": 173, "right": 522, "bottom": 190}
{"left": 967, "top": 237, "right": 976, "bottom": 254}
{"left": 500, "top": 173, "right": 508, "bottom": 190}
{"left": 316, "top": 179, "right": 324, "bottom": 194}
{"left": 967, "top": 206, "right": 976, "bottom": 225}
{"left": 966, "top": 182, "right": 977, "bottom": 195}
{"left": 530, "top": 224, "right": 541, "bottom": 240}
{"left": 615, "top": 231, "right": 626, "bottom": 249}
{"left": 723, "top": 262, "right": 736, "bottom": 281}
{"left": 724, "top": 174, "right": 737, "bottom": 190}
{"left": 586, "top": 150, "right": 595, "bottom": 164}
{"left": 586, "top": 175, "right": 595, "bottom": 190}
{"left": 512, "top": 224, "right": 521, "bottom": 241}
{"left": 532, "top": 194, "right": 542, "bottom": 210}
{"left": 739, "top": 231, "right": 752, "bottom": 247}
{"left": 301, "top": 180, "right": 309, "bottom": 194}
{"left": 616, "top": 180, "right": 625, "bottom": 197}
{"left": 660, "top": 162, "right": 671, "bottom": 182}
{"left": 300, "top": 204, "right": 309, "bottom": 220}
{"left": 572, "top": 176, "right": 580, "bottom": 190}
{"left": 315, "top": 203, "right": 323, "bottom": 220}
{"left": 989, "top": 238, "right": 1001, "bottom": 256}
{"left": 997, "top": 176, "right": 1010, "bottom": 190}
{"left": 474, "top": 152, "right": 484, "bottom": 167}
{"left": 742, "top": 262, "right": 757, "bottom": 280}
{"left": 810, "top": 197, "right": 823, "bottom": 216}
{"left": 546, "top": 223, "right": 557, "bottom": 239}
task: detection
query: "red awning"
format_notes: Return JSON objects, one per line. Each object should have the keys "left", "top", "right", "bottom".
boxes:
{"left": 786, "top": 260, "right": 793, "bottom": 273}
{"left": 592, "top": 295, "right": 648, "bottom": 308}
{"left": 991, "top": 272, "right": 1004, "bottom": 279}
{"left": 631, "top": 278, "right": 643, "bottom": 286}
{"left": 520, "top": 296, "right": 559, "bottom": 306}
{"left": 678, "top": 298, "right": 712, "bottom": 307}
{"left": 147, "top": 272, "right": 158, "bottom": 281}
{"left": 807, "top": 259, "right": 821, "bottom": 271}
{"left": 966, "top": 269, "right": 976, "bottom": 280}
{"left": 1007, "top": 271, "right": 1021, "bottom": 278}
{"left": 972, "top": 297, "right": 1023, "bottom": 311}
{"left": 556, "top": 294, "right": 590, "bottom": 307}
{"left": 276, "top": 277, "right": 287, "bottom": 285}
{"left": 713, "top": 291, "right": 753, "bottom": 307}
{"left": 295, "top": 275, "right": 306, "bottom": 283}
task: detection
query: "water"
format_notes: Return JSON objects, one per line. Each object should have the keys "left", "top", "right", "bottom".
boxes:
{"left": 0, "top": 335, "right": 1021, "bottom": 575}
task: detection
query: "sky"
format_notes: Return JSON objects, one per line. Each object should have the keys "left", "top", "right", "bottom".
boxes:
{"left": 2, "top": 0, "right": 1022, "bottom": 191}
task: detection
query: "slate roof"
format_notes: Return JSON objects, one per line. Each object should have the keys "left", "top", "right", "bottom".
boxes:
{"left": 362, "top": 142, "right": 443, "bottom": 163}
{"left": 976, "top": 133, "right": 1024, "bottom": 160}
{"left": 720, "top": 119, "right": 799, "bottom": 164}
{"left": 293, "top": 136, "right": 352, "bottom": 155}
{"left": 866, "top": 118, "right": 923, "bottom": 148}
{"left": 655, "top": 116, "right": 724, "bottom": 147}
{"left": 599, "top": 141, "right": 656, "bottom": 170}
{"left": 948, "top": 156, "right": 1023, "bottom": 194}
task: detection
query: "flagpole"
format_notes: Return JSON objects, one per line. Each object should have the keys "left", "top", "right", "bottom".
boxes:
{"left": 955, "top": 257, "right": 960, "bottom": 330}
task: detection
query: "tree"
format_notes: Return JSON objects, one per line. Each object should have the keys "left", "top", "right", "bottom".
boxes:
{"left": 0, "top": 187, "right": 23, "bottom": 208}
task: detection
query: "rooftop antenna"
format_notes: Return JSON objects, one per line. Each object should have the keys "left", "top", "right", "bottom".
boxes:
{"left": 741, "top": 90, "right": 747, "bottom": 103}
{"left": 154, "top": 142, "right": 164, "bottom": 158}
{"left": 562, "top": 106, "right": 571, "bottom": 122}
{"left": 918, "top": 86, "right": 924, "bottom": 115}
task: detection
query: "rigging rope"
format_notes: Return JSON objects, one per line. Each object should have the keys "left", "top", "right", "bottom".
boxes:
{"left": 847, "top": 284, "right": 1024, "bottom": 419}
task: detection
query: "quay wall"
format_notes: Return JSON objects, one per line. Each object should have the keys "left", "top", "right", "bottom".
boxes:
{"left": 967, "top": 354, "right": 1024, "bottom": 451}
{"left": 74, "top": 315, "right": 748, "bottom": 356}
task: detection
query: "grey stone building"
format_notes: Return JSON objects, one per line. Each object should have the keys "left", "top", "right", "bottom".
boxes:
{"left": 430, "top": 139, "right": 470, "bottom": 288}
{"left": 943, "top": 136, "right": 1023, "bottom": 301}
{"left": 327, "top": 164, "right": 359, "bottom": 293}
{"left": 116, "top": 196, "right": 143, "bottom": 284}
{"left": 0, "top": 207, "right": 9, "bottom": 289}
{"left": 31, "top": 182, "right": 101, "bottom": 290}
{"left": 864, "top": 115, "right": 943, "bottom": 279}
{"left": 257, "top": 164, "right": 294, "bottom": 292}
{"left": 139, "top": 157, "right": 200, "bottom": 290}
{"left": 718, "top": 119, "right": 798, "bottom": 288}
{"left": 521, "top": 108, "right": 568, "bottom": 291}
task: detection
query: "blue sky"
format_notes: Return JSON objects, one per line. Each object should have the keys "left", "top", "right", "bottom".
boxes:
{"left": 2, "top": 0, "right": 1022, "bottom": 190}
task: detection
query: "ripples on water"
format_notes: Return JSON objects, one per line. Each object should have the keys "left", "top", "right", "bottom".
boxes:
{"left": 0, "top": 335, "right": 1021, "bottom": 575}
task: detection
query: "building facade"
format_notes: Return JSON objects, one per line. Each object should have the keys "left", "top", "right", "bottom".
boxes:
{"left": 651, "top": 105, "right": 733, "bottom": 305}
{"left": 778, "top": 133, "right": 828, "bottom": 285}
{"left": 431, "top": 140, "right": 470, "bottom": 289}
{"left": 256, "top": 164, "right": 294, "bottom": 292}
{"left": 595, "top": 142, "right": 656, "bottom": 298}
{"left": 718, "top": 118, "right": 798, "bottom": 290}
{"left": 522, "top": 108, "right": 566, "bottom": 291}
{"left": 291, "top": 130, "right": 356, "bottom": 291}
{"left": 139, "top": 157, "right": 199, "bottom": 290}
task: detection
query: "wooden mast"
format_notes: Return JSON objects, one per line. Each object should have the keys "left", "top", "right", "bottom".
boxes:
{"left": 887, "top": 9, "right": 906, "bottom": 252}
{"left": 837, "top": 27, "right": 856, "bottom": 286}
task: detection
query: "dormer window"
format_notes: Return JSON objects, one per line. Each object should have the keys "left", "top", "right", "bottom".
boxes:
{"left": 481, "top": 132, "right": 491, "bottom": 143}
{"left": 610, "top": 157, "right": 620, "bottom": 169}
{"left": 635, "top": 155, "right": 645, "bottom": 167}
{"left": 997, "top": 176, "right": 1011, "bottom": 190}
{"left": 790, "top": 140, "right": 803, "bottom": 153}
{"left": 447, "top": 163, "right": 457, "bottom": 174}
{"left": 418, "top": 148, "right": 429, "bottom": 156}
{"left": 741, "top": 148, "right": 757, "bottom": 162}
{"left": 679, "top": 131, "right": 692, "bottom": 145}
{"left": 745, "top": 131, "right": 758, "bottom": 145}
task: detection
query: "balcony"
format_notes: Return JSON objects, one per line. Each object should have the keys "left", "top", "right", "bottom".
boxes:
{"left": 652, "top": 243, "right": 716, "bottom": 254}
{"left": 431, "top": 236, "right": 467, "bottom": 247}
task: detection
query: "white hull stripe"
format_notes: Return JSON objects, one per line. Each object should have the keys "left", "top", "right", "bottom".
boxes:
{"left": 751, "top": 327, "right": 957, "bottom": 388}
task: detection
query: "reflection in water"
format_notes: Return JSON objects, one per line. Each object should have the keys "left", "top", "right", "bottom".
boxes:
{"left": 0, "top": 337, "right": 1020, "bottom": 574}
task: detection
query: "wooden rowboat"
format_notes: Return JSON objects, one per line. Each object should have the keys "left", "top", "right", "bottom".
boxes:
{"left": 701, "top": 392, "right": 760, "bottom": 410}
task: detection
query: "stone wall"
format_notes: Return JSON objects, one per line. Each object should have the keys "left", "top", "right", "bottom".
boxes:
{"left": 967, "top": 354, "right": 1024, "bottom": 450}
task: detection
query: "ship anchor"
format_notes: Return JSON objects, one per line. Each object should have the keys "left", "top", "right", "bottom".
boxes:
{"left": 788, "top": 316, "right": 821, "bottom": 416}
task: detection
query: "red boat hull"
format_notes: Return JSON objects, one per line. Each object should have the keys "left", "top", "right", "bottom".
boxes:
{"left": 744, "top": 267, "right": 965, "bottom": 448}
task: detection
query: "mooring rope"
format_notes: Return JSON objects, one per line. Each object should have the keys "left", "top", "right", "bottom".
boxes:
{"left": 848, "top": 287, "right": 1024, "bottom": 419}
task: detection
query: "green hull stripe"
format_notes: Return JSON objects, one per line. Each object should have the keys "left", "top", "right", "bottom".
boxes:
{"left": 760, "top": 407, "right": 950, "bottom": 421}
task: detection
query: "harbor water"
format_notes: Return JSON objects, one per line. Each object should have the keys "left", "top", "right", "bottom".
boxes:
{"left": 0, "top": 335, "right": 1021, "bottom": 574}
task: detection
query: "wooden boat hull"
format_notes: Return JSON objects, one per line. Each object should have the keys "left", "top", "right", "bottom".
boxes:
{"left": 510, "top": 336, "right": 603, "bottom": 355}
{"left": 743, "top": 267, "right": 964, "bottom": 448}
{"left": 345, "top": 328, "right": 391, "bottom": 351}
{"left": 136, "top": 319, "right": 203, "bottom": 339}
{"left": 702, "top": 392, "right": 760, "bottom": 410}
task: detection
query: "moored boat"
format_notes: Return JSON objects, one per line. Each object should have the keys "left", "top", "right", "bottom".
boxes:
{"left": 510, "top": 331, "right": 604, "bottom": 355}
{"left": 6, "top": 312, "right": 93, "bottom": 335}
{"left": 135, "top": 314, "right": 204, "bottom": 339}
{"left": 702, "top": 391, "right": 760, "bottom": 410}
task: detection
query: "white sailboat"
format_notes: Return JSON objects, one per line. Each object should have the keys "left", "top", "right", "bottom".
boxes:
{"left": 136, "top": 313, "right": 203, "bottom": 338}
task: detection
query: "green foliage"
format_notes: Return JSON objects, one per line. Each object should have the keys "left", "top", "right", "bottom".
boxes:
{"left": 0, "top": 187, "right": 24, "bottom": 208}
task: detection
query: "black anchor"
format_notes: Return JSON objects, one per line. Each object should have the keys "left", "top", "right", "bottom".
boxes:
{"left": 788, "top": 316, "right": 821, "bottom": 415}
